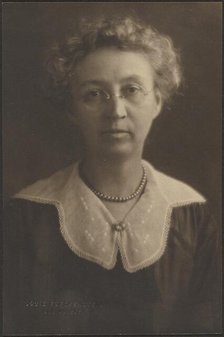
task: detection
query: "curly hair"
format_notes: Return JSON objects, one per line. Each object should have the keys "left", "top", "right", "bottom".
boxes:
{"left": 45, "top": 16, "right": 182, "bottom": 109}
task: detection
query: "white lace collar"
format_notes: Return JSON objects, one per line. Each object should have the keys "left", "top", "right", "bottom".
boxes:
{"left": 14, "top": 160, "right": 205, "bottom": 273}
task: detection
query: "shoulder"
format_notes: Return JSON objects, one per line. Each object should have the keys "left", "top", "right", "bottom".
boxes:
{"left": 144, "top": 163, "right": 218, "bottom": 239}
{"left": 13, "top": 163, "right": 77, "bottom": 203}
{"left": 4, "top": 196, "right": 58, "bottom": 226}
{"left": 155, "top": 170, "right": 206, "bottom": 204}
{"left": 143, "top": 160, "right": 206, "bottom": 205}
{"left": 6, "top": 163, "right": 79, "bottom": 230}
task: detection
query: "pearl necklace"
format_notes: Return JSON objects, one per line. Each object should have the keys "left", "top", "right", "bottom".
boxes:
{"left": 79, "top": 164, "right": 147, "bottom": 202}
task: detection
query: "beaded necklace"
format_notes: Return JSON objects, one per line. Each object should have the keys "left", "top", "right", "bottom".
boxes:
{"left": 79, "top": 163, "right": 147, "bottom": 202}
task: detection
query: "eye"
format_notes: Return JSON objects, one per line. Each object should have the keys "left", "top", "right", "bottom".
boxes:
{"left": 83, "top": 89, "right": 103, "bottom": 101}
{"left": 81, "top": 88, "right": 104, "bottom": 103}
{"left": 123, "top": 85, "right": 142, "bottom": 96}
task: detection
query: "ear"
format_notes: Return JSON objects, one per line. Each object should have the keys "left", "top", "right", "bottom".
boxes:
{"left": 153, "top": 88, "right": 162, "bottom": 119}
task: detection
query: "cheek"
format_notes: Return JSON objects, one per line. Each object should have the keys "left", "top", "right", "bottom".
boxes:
{"left": 134, "top": 106, "right": 155, "bottom": 131}
{"left": 76, "top": 115, "right": 93, "bottom": 135}
{"left": 131, "top": 109, "right": 156, "bottom": 143}
{"left": 74, "top": 111, "right": 101, "bottom": 142}
{"left": 71, "top": 103, "right": 93, "bottom": 129}
{"left": 140, "top": 118, "right": 154, "bottom": 138}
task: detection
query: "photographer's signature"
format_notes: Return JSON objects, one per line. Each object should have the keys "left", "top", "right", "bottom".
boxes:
{"left": 25, "top": 300, "right": 101, "bottom": 315}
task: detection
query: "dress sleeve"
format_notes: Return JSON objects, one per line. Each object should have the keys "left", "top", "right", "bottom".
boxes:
{"left": 154, "top": 202, "right": 221, "bottom": 334}
{"left": 187, "top": 202, "right": 221, "bottom": 332}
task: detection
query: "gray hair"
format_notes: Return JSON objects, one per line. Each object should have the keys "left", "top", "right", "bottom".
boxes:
{"left": 45, "top": 16, "right": 182, "bottom": 109}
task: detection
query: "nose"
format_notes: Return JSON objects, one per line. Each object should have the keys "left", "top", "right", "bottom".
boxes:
{"left": 105, "top": 95, "right": 127, "bottom": 119}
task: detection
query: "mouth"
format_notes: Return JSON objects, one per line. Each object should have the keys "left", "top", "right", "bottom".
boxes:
{"left": 102, "top": 129, "right": 130, "bottom": 135}
{"left": 101, "top": 129, "right": 131, "bottom": 140}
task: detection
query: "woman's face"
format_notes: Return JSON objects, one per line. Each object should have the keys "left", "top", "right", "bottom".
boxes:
{"left": 71, "top": 47, "right": 162, "bottom": 159}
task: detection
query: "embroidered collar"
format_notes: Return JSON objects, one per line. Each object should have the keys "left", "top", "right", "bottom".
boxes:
{"left": 14, "top": 160, "right": 205, "bottom": 273}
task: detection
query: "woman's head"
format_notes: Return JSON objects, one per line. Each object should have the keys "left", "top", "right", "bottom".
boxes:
{"left": 69, "top": 47, "right": 162, "bottom": 159}
{"left": 45, "top": 16, "right": 182, "bottom": 159}
{"left": 46, "top": 16, "right": 182, "bottom": 110}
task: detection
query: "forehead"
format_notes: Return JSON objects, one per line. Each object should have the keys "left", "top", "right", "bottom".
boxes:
{"left": 74, "top": 47, "right": 155, "bottom": 86}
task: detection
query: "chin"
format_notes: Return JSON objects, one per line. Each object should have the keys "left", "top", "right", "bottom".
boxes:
{"left": 85, "top": 138, "right": 143, "bottom": 160}
{"left": 97, "top": 142, "right": 139, "bottom": 160}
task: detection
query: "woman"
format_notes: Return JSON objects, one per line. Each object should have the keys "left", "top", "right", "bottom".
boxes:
{"left": 4, "top": 16, "right": 220, "bottom": 335}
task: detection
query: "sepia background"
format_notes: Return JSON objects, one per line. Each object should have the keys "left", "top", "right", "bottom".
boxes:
{"left": 3, "top": 2, "right": 222, "bottom": 223}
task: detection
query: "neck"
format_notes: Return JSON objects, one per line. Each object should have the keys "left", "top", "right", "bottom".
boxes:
{"left": 81, "top": 155, "right": 144, "bottom": 197}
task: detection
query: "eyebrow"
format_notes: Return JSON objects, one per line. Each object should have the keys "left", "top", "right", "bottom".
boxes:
{"left": 78, "top": 80, "right": 106, "bottom": 88}
{"left": 78, "top": 75, "right": 147, "bottom": 88}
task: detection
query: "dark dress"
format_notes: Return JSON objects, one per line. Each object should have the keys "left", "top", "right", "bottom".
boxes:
{"left": 3, "top": 198, "right": 221, "bottom": 335}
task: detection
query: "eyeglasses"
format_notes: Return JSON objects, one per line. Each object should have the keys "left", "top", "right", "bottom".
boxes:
{"left": 78, "top": 84, "right": 153, "bottom": 108}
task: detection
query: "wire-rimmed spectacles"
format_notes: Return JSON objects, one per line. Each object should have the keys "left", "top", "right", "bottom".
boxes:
{"left": 79, "top": 84, "right": 154, "bottom": 108}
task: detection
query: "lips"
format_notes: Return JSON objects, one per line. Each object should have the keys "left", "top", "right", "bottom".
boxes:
{"left": 102, "top": 129, "right": 130, "bottom": 134}
{"left": 101, "top": 129, "right": 131, "bottom": 141}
